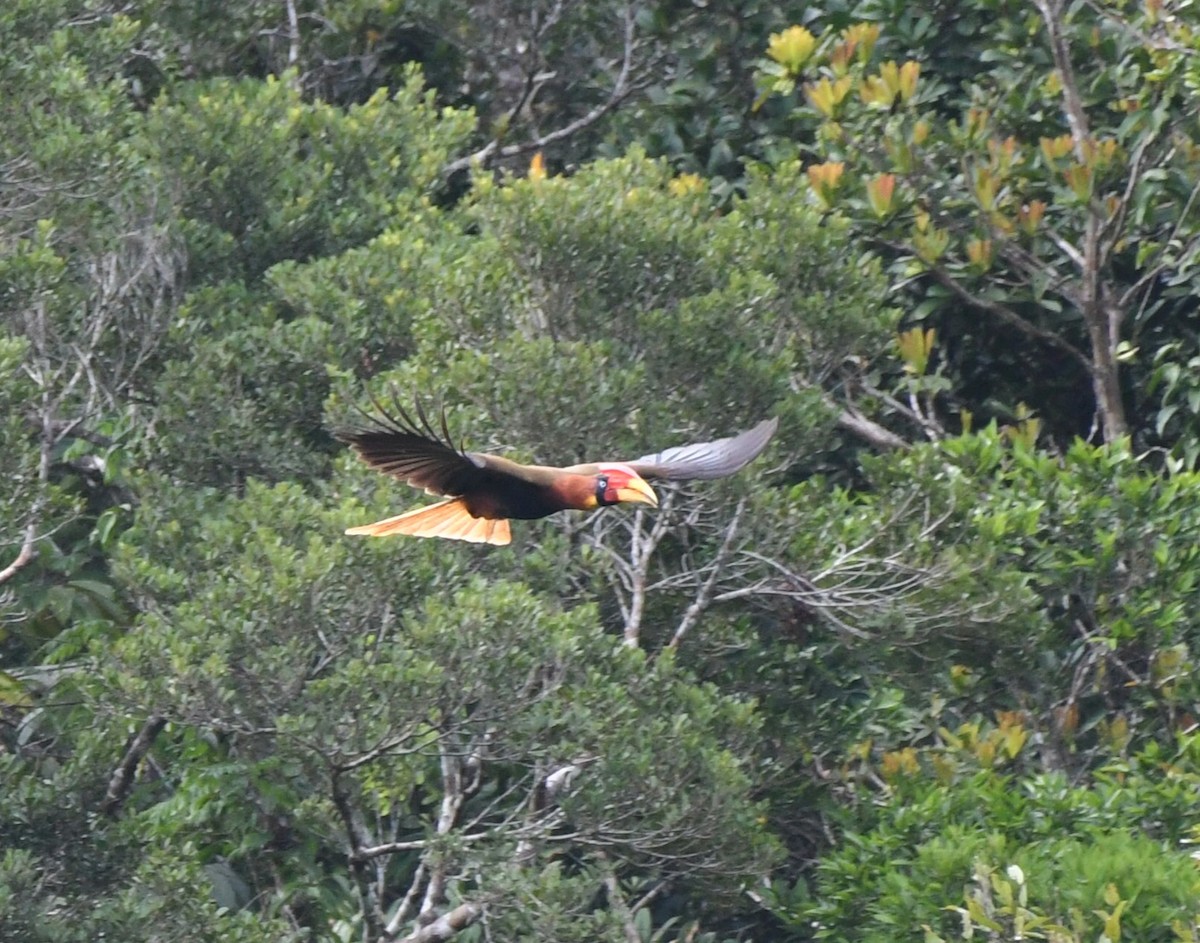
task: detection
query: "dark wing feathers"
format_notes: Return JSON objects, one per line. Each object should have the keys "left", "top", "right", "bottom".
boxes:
{"left": 335, "top": 395, "right": 489, "bottom": 497}
{"left": 339, "top": 391, "right": 777, "bottom": 494}
{"left": 625, "top": 417, "right": 778, "bottom": 481}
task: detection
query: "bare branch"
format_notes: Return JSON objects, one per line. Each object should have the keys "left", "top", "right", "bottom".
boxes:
{"left": 99, "top": 713, "right": 166, "bottom": 816}
{"left": 442, "top": 4, "right": 646, "bottom": 177}
{"left": 1034, "top": 0, "right": 1091, "bottom": 160}
{"left": 834, "top": 404, "right": 910, "bottom": 451}
{"left": 385, "top": 863, "right": 428, "bottom": 938}
{"left": 333, "top": 729, "right": 430, "bottom": 772}
{"left": 398, "top": 902, "right": 483, "bottom": 943}
{"left": 589, "top": 488, "right": 679, "bottom": 647}
{"left": 600, "top": 856, "right": 642, "bottom": 943}
{"left": 621, "top": 490, "right": 678, "bottom": 646}
{"left": 844, "top": 373, "right": 944, "bottom": 443}
{"left": 284, "top": 0, "right": 301, "bottom": 71}
{"left": 355, "top": 830, "right": 496, "bottom": 863}
{"left": 1040, "top": 225, "right": 1086, "bottom": 272}
{"left": 669, "top": 498, "right": 747, "bottom": 649}
{"left": 1, "top": 406, "right": 57, "bottom": 588}
{"left": 1034, "top": 0, "right": 1130, "bottom": 440}
{"left": 417, "top": 741, "right": 466, "bottom": 922}
{"left": 0, "top": 524, "right": 39, "bottom": 587}
{"left": 330, "top": 767, "right": 386, "bottom": 935}
{"left": 724, "top": 553, "right": 872, "bottom": 640}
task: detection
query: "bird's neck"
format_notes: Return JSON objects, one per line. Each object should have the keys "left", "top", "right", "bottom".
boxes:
{"left": 545, "top": 474, "right": 599, "bottom": 511}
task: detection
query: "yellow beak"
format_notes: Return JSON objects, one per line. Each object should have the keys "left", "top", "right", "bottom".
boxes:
{"left": 616, "top": 477, "right": 659, "bottom": 508}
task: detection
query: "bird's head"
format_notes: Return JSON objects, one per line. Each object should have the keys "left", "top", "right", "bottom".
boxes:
{"left": 590, "top": 463, "right": 659, "bottom": 509}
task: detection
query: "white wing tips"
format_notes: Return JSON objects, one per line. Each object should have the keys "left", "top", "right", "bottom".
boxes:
{"left": 345, "top": 499, "right": 512, "bottom": 546}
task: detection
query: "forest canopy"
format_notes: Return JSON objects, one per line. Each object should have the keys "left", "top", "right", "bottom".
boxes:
{"left": 5, "top": 2, "right": 1200, "bottom": 941}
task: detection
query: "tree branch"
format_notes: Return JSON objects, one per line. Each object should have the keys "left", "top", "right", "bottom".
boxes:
{"left": 398, "top": 902, "right": 482, "bottom": 943}
{"left": 2, "top": 409, "right": 58, "bottom": 587}
{"left": 414, "top": 741, "right": 466, "bottom": 926}
{"left": 100, "top": 712, "right": 166, "bottom": 816}
{"left": 330, "top": 767, "right": 386, "bottom": 935}
{"left": 1034, "top": 0, "right": 1129, "bottom": 441}
{"left": 835, "top": 404, "right": 911, "bottom": 451}
{"left": 0, "top": 525, "right": 38, "bottom": 587}
{"left": 385, "top": 862, "right": 428, "bottom": 939}
{"left": 441, "top": 4, "right": 644, "bottom": 177}
{"left": 354, "top": 830, "right": 493, "bottom": 863}
{"left": 668, "top": 498, "right": 747, "bottom": 649}
{"left": 284, "top": 0, "right": 301, "bottom": 70}
{"left": 600, "top": 856, "right": 642, "bottom": 943}
{"left": 621, "top": 490, "right": 677, "bottom": 646}
{"left": 1034, "top": 0, "right": 1091, "bottom": 159}
{"left": 920, "top": 258, "right": 1093, "bottom": 373}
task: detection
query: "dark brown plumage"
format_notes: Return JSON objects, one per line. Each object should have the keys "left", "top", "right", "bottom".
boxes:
{"left": 336, "top": 397, "right": 777, "bottom": 546}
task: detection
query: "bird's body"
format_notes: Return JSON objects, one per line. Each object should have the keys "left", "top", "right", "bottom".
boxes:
{"left": 336, "top": 397, "right": 776, "bottom": 546}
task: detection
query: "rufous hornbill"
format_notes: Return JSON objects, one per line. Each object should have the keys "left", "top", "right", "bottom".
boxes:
{"left": 336, "top": 398, "right": 777, "bottom": 547}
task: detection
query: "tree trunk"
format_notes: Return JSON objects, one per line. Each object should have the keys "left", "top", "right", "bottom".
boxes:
{"left": 1088, "top": 330, "right": 1128, "bottom": 442}
{"left": 1081, "top": 267, "right": 1128, "bottom": 442}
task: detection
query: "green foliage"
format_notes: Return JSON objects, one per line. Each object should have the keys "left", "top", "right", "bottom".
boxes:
{"left": 10, "top": 1, "right": 1200, "bottom": 939}
{"left": 143, "top": 70, "right": 472, "bottom": 283}
{"left": 146, "top": 303, "right": 337, "bottom": 488}
{"left": 0, "top": 690, "right": 294, "bottom": 943}
{"left": 391, "top": 151, "right": 889, "bottom": 458}
{"left": 130, "top": 74, "right": 473, "bottom": 490}
{"left": 780, "top": 756, "right": 1200, "bottom": 942}
{"left": 758, "top": 1, "right": 1200, "bottom": 445}
{"left": 0, "top": 335, "right": 39, "bottom": 629}
{"left": 775, "top": 427, "right": 1200, "bottom": 708}
{"left": 106, "top": 481, "right": 778, "bottom": 934}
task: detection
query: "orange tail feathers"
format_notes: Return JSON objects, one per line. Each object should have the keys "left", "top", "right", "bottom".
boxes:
{"left": 345, "top": 499, "right": 512, "bottom": 546}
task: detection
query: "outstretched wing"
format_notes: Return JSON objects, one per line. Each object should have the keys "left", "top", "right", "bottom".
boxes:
{"left": 334, "top": 395, "right": 492, "bottom": 497}
{"left": 623, "top": 417, "right": 778, "bottom": 481}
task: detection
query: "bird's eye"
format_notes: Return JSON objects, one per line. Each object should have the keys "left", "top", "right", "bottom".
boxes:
{"left": 597, "top": 476, "right": 609, "bottom": 491}
{"left": 595, "top": 475, "right": 610, "bottom": 505}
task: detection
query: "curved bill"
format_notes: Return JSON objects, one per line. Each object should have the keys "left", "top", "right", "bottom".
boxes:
{"left": 616, "top": 477, "right": 659, "bottom": 508}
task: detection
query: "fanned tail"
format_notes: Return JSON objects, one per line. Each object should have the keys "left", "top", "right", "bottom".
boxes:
{"left": 345, "top": 499, "right": 511, "bottom": 546}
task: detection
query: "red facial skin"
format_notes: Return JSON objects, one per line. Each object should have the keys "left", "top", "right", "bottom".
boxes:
{"left": 594, "top": 463, "right": 643, "bottom": 506}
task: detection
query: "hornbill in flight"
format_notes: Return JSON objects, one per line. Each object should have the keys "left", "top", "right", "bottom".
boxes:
{"left": 336, "top": 397, "right": 777, "bottom": 546}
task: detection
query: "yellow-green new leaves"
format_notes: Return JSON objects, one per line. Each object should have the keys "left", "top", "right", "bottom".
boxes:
{"left": 897, "top": 327, "right": 936, "bottom": 376}
{"left": 767, "top": 25, "right": 817, "bottom": 74}
{"left": 804, "top": 76, "right": 853, "bottom": 117}
{"left": 806, "top": 160, "right": 844, "bottom": 207}
{"left": 1039, "top": 132, "right": 1074, "bottom": 163}
{"left": 1096, "top": 884, "right": 1128, "bottom": 943}
{"left": 912, "top": 209, "right": 950, "bottom": 264}
{"left": 1063, "top": 163, "right": 1094, "bottom": 200}
{"left": 973, "top": 166, "right": 999, "bottom": 211}
{"left": 860, "top": 60, "right": 921, "bottom": 108}
{"left": 880, "top": 746, "right": 920, "bottom": 781}
{"left": 865, "top": 172, "right": 897, "bottom": 217}
{"left": 759, "top": 24, "right": 918, "bottom": 109}
{"left": 966, "top": 237, "right": 993, "bottom": 272}
{"left": 757, "top": 25, "right": 821, "bottom": 102}
{"left": 830, "top": 22, "right": 881, "bottom": 74}
{"left": 913, "top": 226, "right": 950, "bottom": 264}
{"left": 667, "top": 171, "right": 706, "bottom": 197}
{"left": 1018, "top": 199, "right": 1047, "bottom": 235}
{"left": 754, "top": 2, "right": 1200, "bottom": 450}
